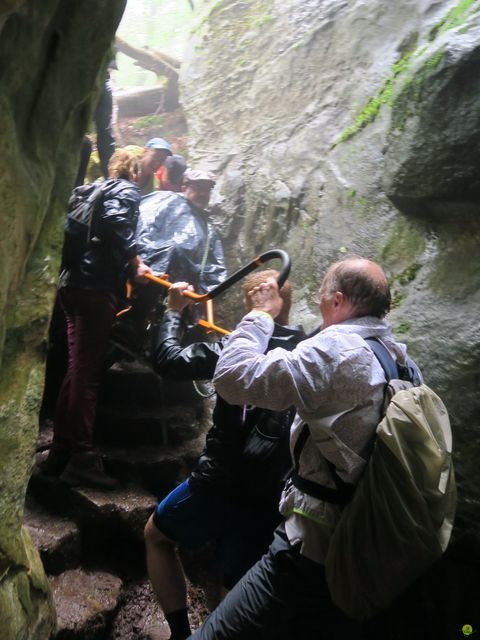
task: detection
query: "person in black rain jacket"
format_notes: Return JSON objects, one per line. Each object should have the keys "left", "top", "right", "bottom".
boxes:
{"left": 144, "top": 270, "right": 305, "bottom": 640}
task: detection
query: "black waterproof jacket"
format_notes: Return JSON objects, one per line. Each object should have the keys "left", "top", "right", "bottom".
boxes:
{"left": 151, "top": 310, "right": 306, "bottom": 509}
{"left": 60, "top": 178, "right": 140, "bottom": 295}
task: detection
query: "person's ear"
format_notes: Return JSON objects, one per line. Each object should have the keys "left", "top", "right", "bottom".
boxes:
{"left": 333, "top": 291, "right": 344, "bottom": 308}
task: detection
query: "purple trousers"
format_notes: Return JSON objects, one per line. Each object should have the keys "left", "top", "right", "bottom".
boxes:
{"left": 53, "top": 287, "right": 118, "bottom": 453}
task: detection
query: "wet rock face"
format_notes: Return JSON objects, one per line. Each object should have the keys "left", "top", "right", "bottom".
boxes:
{"left": 182, "top": 0, "right": 480, "bottom": 629}
{"left": 383, "top": 18, "right": 480, "bottom": 212}
{"left": 0, "top": 1, "right": 126, "bottom": 637}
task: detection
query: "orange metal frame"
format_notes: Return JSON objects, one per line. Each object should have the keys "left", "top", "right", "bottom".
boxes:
{"left": 117, "top": 249, "right": 291, "bottom": 337}
{"left": 145, "top": 273, "right": 231, "bottom": 335}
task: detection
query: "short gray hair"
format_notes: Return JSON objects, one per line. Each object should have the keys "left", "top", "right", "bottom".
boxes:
{"left": 321, "top": 257, "right": 391, "bottom": 319}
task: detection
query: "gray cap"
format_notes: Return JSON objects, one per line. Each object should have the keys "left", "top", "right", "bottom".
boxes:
{"left": 182, "top": 168, "right": 216, "bottom": 185}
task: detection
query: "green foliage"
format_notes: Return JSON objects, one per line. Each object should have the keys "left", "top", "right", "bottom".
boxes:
{"left": 133, "top": 114, "right": 164, "bottom": 128}
{"left": 395, "top": 320, "right": 411, "bottom": 335}
{"left": 430, "top": 0, "right": 480, "bottom": 39}
{"left": 335, "top": 52, "right": 413, "bottom": 145}
{"left": 390, "top": 289, "right": 406, "bottom": 309}
{"left": 254, "top": 14, "right": 273, "bottom": 28}
{"left": 334, "top": 0, "right": 479, "bottom": 146}
{"left": 390, "top": 47, "right": 445, "bottom": 132}
{"left": 396, "top": 262, "right": 421, "bottom": 286}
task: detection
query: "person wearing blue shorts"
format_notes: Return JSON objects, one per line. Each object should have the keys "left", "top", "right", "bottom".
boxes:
{"left": 144, "top": 271, "right": 305, "bottom": 640}
{"left": 153, "top": 478, "right": 281, "bottom": 590}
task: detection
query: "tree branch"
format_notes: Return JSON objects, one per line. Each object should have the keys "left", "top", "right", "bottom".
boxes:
{"left": 115, "top": 36, "right": 180, "bottom": 79}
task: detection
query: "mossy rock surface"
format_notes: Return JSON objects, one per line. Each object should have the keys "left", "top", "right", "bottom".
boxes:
{"left": 0, "top": 1, "right": 127, "bottom": 636}
{"left": 181, "top": 1, "right": 480, "bottom": 628}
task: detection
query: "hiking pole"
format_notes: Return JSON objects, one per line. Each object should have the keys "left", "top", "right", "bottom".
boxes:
{"left": 145, "top": 249, "right": 291, "bottom": 335}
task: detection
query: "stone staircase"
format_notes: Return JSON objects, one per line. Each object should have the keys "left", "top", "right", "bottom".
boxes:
{"left": 27, "top": 358, "right": 214, "bottom": 639}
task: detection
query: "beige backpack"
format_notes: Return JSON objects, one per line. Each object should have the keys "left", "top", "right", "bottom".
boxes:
{"left": 325, "top": 380, "right": 457, "bottom": 620}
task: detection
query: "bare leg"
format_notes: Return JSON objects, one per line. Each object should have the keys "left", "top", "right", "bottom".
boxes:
{"left": 145, "top": 513, "right": 187, "bottom": 614}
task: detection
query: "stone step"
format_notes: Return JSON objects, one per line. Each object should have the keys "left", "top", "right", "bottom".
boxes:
{"left": 35, "top": 426, "right": 205, "bottom": 497}
{"left": 29, "top": 468, "right": 157, "bottom": 576}
{"left": 101, "top": 436, "right": 205, "bottom": 496}
{"left": 49, "top": 568, "right": 122, "bottom": 640}
{"left": 109, "top": 578, "right": 210, "bottom": 640}
{"left": 29, "top": 466, "right": 157, "bottom": 538}
{"left": 39, "top": 399, "right": 208, "bottom": 453}
{"left": 95, "top": 402, "right": 204, "bottom": 447}
{"left": 98, "top": 360, "right": 204, "bottom": 410}
{"left": 108, "top": 579, "right": 169, "bottom": 639}
{"left": 24, "top": 497, "right": 81, "bottom": 576}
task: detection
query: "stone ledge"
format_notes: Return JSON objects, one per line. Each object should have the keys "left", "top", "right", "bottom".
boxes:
{"left": 49, "top": 569, "right": 122, "bottom": 640}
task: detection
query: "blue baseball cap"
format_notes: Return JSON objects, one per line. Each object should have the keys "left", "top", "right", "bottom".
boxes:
{"left": 145, "top": 138, "right": 172, "bottom": 155}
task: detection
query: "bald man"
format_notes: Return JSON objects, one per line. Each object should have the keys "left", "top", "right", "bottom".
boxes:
{"left": 189, "top": 256, "right": 419, "bottom": 639}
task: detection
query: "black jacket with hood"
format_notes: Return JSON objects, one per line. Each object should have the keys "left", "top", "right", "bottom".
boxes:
{"left": 151, "top": 309, "right": 306, "bottom": 510}
{"left": 60, "top": 178, "right": 140, "bottom": 296}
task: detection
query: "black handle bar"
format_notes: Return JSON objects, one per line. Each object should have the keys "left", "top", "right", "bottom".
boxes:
{"left": 205, "top": 249, "right": 291, "bottom": 300}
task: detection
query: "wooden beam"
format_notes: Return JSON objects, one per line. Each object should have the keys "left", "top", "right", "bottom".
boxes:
{"left": 115, "top": 36, "right": 180, "bottom": 79}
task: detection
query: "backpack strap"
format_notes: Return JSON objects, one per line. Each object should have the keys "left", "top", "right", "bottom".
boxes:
{"left": 289, "top": 337, "right": 415, "bottom": 506}
{"left": 87, "top": 181, "right": 107, "bottom": 242}
{"left": 364, "top": 337, "right": 413, "bottom": 383}
{"left": 291, "top": 424, "right": 355, "bottom": 506}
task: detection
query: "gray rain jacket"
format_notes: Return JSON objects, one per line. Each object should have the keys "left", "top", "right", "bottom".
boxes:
{"left": 213, "top": 311, "right": 417, "bottom": 564}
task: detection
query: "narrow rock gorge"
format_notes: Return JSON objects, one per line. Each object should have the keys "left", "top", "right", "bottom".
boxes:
{"left": 1, "top": 0, "right": 479, "bottom": 638}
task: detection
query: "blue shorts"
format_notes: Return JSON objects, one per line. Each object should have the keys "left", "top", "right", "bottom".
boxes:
{"left": 153, "top": 479, "right": 280, "bottom": 588}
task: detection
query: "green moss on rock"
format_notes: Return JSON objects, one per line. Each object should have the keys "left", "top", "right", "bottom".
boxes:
{"left": 395, "top": 320, "right": 411, "bottom": 335}
{"left": 430, "top": 0, "right": 480, "bottom": 38}
{"left": 0, "top": 2, "right": 128, "bottom": 636}
{"left": 335, "top": 0, "right": 478, "bottom": 146}
{"left": 0, "top": 529, "right": 55, "bottom": 639}
{"left": 378, "top": 217, "right": 426, "bottom": 267}
{"left": 377, "top": 217, "right": 425, "bottom": 314}
{"left": 429, "top": 220, "right": 480, "bottom": 298}
{"left": 334, "top": 52, "right": 414, "bottom": 145}
{"left": 390, "top": 46, "right": 446, "bottom": 133}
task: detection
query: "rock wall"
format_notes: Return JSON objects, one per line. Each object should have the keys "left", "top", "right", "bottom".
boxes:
{"left": 181, "top": 0, "right": 480, "bottom": 631}
{"left": 0, "top": 1, "right": 126, "bottom": 637}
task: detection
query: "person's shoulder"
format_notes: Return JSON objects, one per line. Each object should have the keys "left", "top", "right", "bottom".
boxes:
{"left": 306, "top": 324, "right": 370, "bottom": 356}
{"left": 103, "top": 178, "right": 139, "bottom": 200}
{"left": 139, "top": 190, "right": 185, "bottom": 214}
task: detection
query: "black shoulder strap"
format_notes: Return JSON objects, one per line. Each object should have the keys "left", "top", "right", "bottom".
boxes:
{"left": 291, "top": 424, "right": 355, "bottom": 506}
{"left": 290, "top": 337, "right": 413, "bottom": 506}
{"left": 87, "top": 182, "right": 107, "bottom": 240}
{"left": 293, "top": 422, "right": 310, "bottom": 470}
